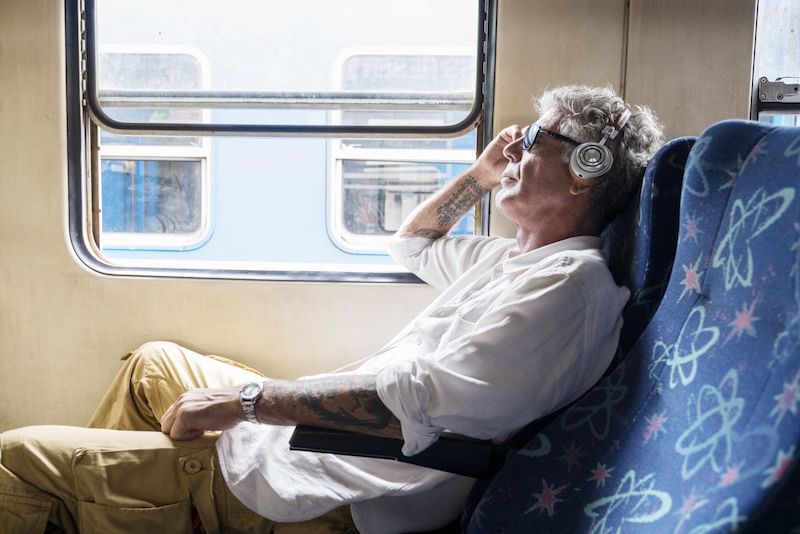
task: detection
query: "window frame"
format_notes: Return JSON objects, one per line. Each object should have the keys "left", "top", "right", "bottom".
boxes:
{"left": 83, "top": 0, "right": 488, "bottom": 138}
{"left": 66, "top": 0, "right": 498, "bottom": 282}
{"left": 750, "top": 0, "right": 800, "bottom": 120}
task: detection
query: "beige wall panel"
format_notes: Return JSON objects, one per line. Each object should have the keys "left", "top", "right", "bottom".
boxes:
{"left": 0, "top": 1, "right": 437, "bottom": 430}
{"left": 625, "top": 0, "right": 756, "bottom": 139}
{"left": 490, "top": 0, "right": 627, "bottom": 237}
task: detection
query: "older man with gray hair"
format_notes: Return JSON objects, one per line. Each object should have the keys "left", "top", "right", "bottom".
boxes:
{"left": 0, "top": 85, "right": 663, "bottom": 534}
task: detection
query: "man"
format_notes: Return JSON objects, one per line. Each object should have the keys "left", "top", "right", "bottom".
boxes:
{"left": 0, "top": 85, "right": 663, "bottom": 533}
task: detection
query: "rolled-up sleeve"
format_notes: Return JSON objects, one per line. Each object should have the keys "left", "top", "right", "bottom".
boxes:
{"left": 387, "top": 234, "right": 510, "bottom": 290}
{"left": 376, "top": 359, "right": 438, "bottom": 456}
{"left": 376, "top": 265, "right": 624, "bottom": 457}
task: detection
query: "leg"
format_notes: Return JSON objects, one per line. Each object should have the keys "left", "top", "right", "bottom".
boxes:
{"left": 74, "top": 343, "right": 358, "bottom": 532}
{"left": 88, "top": 341, "right": 265, "bottom": 431}
{"left": 0, "top": 425, "right": 273, "bottom": 534}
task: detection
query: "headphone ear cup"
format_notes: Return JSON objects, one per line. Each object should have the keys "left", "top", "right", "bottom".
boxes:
{"left": 569, "top": 143, "right": 613, "bottom": 187}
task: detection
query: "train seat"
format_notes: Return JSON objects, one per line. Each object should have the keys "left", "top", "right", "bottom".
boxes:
{"left": 602, "top": 136, "right": 696, "bottom": 354}
{"left": 485, "top": 134, "right": 697, "bottom": 470}
{"left": 290, "top": 134, "right": 696, "bottom": 531}
{"left": 463, "top": 119, "right": 800, "bottom": 532}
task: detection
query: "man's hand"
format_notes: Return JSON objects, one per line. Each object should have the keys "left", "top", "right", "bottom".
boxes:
{"left": 160, "top": 387, "right": 244, "bottom": 440}
{"left": 471, "top": 124, "right": 524, "bottom": 188}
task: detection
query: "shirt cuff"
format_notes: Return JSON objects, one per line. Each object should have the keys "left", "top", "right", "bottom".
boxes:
{"left": 376, "top": 359, "right": 440, "bottom": 456}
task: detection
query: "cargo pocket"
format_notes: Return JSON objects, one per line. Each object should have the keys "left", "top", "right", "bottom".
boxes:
{"left": 71, "top": 444, "right": 201, "bottom": 534}
{"left": 0, "top": 493, "right": 51, "bottom": 534}
{"left": 78, "top": 499, "right": 192, "bottom": 534}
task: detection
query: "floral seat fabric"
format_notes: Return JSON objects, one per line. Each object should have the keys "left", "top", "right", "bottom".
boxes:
{"left": 465, "top": 120, "right": 800, "bottom": 533}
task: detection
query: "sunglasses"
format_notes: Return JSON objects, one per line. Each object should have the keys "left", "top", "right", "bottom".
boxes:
{"left": 522, "top": 123, "right": 580, "bottom": 152}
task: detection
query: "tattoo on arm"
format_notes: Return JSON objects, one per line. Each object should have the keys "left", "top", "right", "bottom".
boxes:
{"left": 434, "top": 175, "right": 487, "bottom": 229}
{"left": 411, "top": 228, "right": 445, "bottom": 239}
{"left": 270, "top": 375, "right": 403, "bottom": 438}
{"left": 400, "top": 174, "right": 486, "bottom": 239}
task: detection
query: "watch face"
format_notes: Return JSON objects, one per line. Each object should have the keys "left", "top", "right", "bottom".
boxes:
{"left": 241, "top": 383, "right": 261, "bottom": 399}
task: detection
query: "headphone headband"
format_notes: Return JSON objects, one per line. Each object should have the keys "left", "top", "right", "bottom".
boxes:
{"left": 598, "top": 107, "right": 632, "bottom": 146}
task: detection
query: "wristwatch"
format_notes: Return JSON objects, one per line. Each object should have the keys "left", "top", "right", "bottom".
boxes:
{"left": 240, "top": 382, "right": 263, "bottom": 424}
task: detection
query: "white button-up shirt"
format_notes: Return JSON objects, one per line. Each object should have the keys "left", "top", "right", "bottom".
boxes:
{"left": 216, "top": 234, "right": 629, "bottom": 534}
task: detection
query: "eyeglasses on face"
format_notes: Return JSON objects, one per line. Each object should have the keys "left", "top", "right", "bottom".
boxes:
{"left": 522, "top": 123, "right": 580, "bottom": 152}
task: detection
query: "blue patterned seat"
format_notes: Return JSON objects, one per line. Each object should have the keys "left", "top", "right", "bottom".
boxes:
{"left": 603, "top": 137, "right": 695, "bottom": 354}
{"left": 464, "top": 120, "right": 800, "bottom": 533}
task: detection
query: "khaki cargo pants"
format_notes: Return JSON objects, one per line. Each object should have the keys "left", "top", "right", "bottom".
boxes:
{"left": 0, "top": 341, "right": 358, "bottom": 533}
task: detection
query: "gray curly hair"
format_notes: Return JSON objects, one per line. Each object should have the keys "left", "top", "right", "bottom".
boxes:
{"left": 535, "top": 85, "right": 664, "bottom": 228}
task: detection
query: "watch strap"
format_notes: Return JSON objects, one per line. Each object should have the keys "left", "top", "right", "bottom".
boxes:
{"left": 240, "top": 382, "right": 263, "bottom": 424}
{"left": 242, "top": 400, "right": 259, "bottom": 424}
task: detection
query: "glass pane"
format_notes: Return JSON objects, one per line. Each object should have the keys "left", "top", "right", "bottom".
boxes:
{"left": 341, "top": 160, "right": 473, "bottom": 236}
{"left": 341, "top": 125, "right": 476, "bottom": 150}
{"left": 754, "top": 0, "right": 800, "bottom": 122}
{"left": 101, "top": 159, "right": 202, "bottom": 234}
{"left": 100, "top": 111, "right": 202, "bottom": 147}
{"left": 95, "top": 132, "right": 477, "bottom": 271}
{"left": 92, "top": 0, "right": 480, "bottom": 128}
{"left": 757, "top": 111, "right": 800, "bottom": 125}
{"left": 754, "top": 0, "right": 800, "bottom": 79}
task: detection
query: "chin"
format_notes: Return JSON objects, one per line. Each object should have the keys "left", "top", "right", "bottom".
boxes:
{"left": 494, "top": 191, "right": 508, "bottom": 216}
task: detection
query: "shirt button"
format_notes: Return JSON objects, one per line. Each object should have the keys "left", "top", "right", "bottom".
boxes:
{"left": 184, "top": 458, "right": 202, "bottom": 474}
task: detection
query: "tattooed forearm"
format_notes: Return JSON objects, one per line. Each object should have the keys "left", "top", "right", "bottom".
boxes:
{"left": 434, "top": 175, "right": 487, "bottom": 229}
{"left": 398, "top": 172, "right": 488, "bottom": 239}
{"left": 257, "top": 375, "right": 403, "bottom": 439}
{"left": 301, "top": 382, "right": 400, "bottom": 434}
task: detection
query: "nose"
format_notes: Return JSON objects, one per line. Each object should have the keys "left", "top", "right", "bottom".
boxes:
{"left": 503, "top": 135, "right": 524, "bottom": 163}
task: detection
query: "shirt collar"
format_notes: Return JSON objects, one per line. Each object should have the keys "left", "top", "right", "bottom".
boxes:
{"left": 502, "top": 235, "right": 604, "bottom": 274}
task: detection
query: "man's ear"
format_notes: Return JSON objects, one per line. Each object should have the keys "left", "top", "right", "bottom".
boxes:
{"left": 568, "top": 182, "right": 595, "bottom": 196}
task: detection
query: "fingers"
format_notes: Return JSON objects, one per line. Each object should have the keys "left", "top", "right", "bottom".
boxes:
{"left": 169, "top": 416, "right": 204, "bottom": 441}
{"left": 160, "top": 388, "right": 241, "bottom": 440}
{"left": 160, "top": 393, "right": 198, "bottom": 439}
{"left": 501, "top": 124, "right": 523, "bottom": 141}
{"left": 161, "top": 397, "right": 201, "bottom": 440}
{"left": 161, "top": 400, "right": 177, "bottom": 434}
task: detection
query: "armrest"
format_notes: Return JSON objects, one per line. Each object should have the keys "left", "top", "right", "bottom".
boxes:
{"left": 289, "top": 425, "right": 510, "bottom": 479}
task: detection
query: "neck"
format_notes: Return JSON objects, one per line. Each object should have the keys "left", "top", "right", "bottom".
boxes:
{"left": 510, "top": 217, "right": 600, "bottom": 257}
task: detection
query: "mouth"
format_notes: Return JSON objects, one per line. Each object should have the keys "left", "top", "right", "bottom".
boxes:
{"left": 500, "top": 175, "right": 519, "bottom": 187}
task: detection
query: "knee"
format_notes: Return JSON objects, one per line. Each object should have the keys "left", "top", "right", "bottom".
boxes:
{"left": 126, "top": 341, "right": 185, "bottom": 373}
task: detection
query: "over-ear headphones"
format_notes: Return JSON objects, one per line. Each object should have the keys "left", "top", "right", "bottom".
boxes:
{"left": 568, "top": 108, "right": 632, "bottom": 187}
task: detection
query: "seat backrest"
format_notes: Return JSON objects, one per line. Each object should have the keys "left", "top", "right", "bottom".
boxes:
{"left": 465, "top": 120, "right": 800, "bottom": 532}
{"left": 502, "top": 136, "right": 695, "bottom": 454}
{"left": 603, "top": 136, "right": 695, "bottom": 353}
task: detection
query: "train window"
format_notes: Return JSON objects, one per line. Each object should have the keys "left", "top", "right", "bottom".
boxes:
{"left": 85, "top": 0, "right": 483, "bottom": 136}
{"left": 329, "top": 52, "right": 477, "bottom": 253}
{"left": 97, "top": 49, "right": 211, "bottom": 250}
{"left": 752, "top": 0, "right": 800, "bottom": 123}
{"left": 70, "top": 0, "right": 493, "bottom": 280}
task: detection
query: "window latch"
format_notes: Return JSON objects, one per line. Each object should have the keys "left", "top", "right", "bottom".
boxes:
{"left": 759, "top": 76, "right": 800, "bottom": 103}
